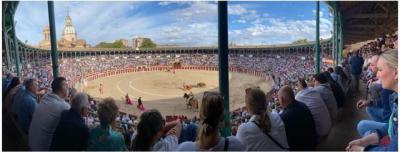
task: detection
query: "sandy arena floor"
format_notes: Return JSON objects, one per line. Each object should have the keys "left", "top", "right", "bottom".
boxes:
{"left": 84, "top": 70, "right": 271, "bottom": 117}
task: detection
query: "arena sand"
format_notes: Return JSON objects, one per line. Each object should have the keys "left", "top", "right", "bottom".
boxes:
{"left": 84, "top": 70, "right": 271, "bottom": 117}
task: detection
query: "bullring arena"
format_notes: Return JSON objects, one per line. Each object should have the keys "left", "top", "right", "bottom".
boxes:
{"left": 83, "top": 66, "right": 272, "bottom": 117}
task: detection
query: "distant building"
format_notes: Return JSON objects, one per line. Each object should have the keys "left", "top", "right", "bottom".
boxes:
{"left": 120, "top": 39, "right": 129, "bottom": 47}
{"left": 132, "top": 37, "right": 145, "bottom": 49}
{"left": 39, "top": 10, "right": 89, "bottom": 49}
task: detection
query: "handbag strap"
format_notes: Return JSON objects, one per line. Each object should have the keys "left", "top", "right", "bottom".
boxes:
{"left": 252, "top": 121, "right": 289, "bottom": 150}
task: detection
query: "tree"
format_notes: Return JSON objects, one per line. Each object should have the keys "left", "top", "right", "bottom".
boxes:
{"left": 292, "top": 38, "right": 308, "bottom": 44}
{"left": 140, "top": 38, "right": 157, "bottom": 48}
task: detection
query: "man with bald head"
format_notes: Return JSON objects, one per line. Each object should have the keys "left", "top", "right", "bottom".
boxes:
{"left": 278, "top": 85, "right": 317, "bottom": 150}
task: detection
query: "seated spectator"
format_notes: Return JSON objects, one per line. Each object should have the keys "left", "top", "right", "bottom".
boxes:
{"left": 295, "top": 78, "right": 332, "bottom": 138}
{"left": 4, "top": 77, "right": 22, "bottom": 114}
{"left": 12, "top": 78, "right": 38, "bottom": 134}
{"left": 346, "top": 49, "right": 398, "bottom": 151}
{"left": 177, "top": 91, "right": 245, "bottom": 151}
{"left": 236, "top": 87, "right": 289, "bottom": 151}
{"left": 131, "top": 109, "right": 181, "bottom": 151}
{"left": 2, "top": 72, "right": 14, "bottom": 96}
{"left": 322, "top": 71, "right": 345, "bottom": 108}
{"left": 179, "top": 118, "right": 198, "bottom": 143}
{"left": 87, "top": 98, "right": 127, "bottom": 151}
{"left": 29, "top": 77, "right": 71, "bottom": 151}
{"left": 3, "top": 76, "right": 20, "bottom": 101}
{"left": 50, "top": 92, "right": 90, "bottom": 151}
{"left": 313, "top": 73, "right": 338, "bottom": 123}
{"left": 278, "top": 85, "right": 317, "bottom": 150}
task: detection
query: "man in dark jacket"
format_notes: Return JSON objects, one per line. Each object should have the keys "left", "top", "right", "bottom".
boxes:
{"left": 278, "top": 86, "right": 317, "bottom": 150}
{"left": 350, "top": 51, "right": 364, "bottom": 93}
{"left": 50, "top": 92, "right": 90, "bottom": 151}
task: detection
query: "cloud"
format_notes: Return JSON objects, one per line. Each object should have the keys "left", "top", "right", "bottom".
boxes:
{"left": 312, "top": 9, "right": 323, "bottom": 17}
{"left": 15, "top": 1, "right": 332, "bottom": 47}
{"left": 228, "top": 5, "right": 247, "bottom": 15}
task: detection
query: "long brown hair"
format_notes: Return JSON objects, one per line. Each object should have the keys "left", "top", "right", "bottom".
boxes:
{"left": 245, "top": 87, "right": 271, "bottom": 133}
{"left": 197, "top": 91, "right": 224, "bottom": 150}
{"left": 131, "top": 109, "right": 164, "bottom": 151}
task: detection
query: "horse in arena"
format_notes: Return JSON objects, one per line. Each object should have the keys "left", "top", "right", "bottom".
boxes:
{"left": 183, "top": 93, "right": 198, "bottom": 110}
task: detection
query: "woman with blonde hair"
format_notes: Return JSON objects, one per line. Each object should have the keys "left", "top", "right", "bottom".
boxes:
{"left": 177, "top": 91, "right": 245, "bottom": 151}
{"left": 346, "top": 49, "right": 398, "bottom": 151}
{"left": 236, "top": 87, "right": 289, "bottom": 150}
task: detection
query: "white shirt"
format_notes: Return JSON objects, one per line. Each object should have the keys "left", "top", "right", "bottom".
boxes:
{"left": 152, "top": 135, "right": 179, "bottom": 151}
{"left": 177, "top": 136, "right": 245, "bottom": 151}
{"left": 313, "top": 83, "right": 338, "bottom": 123}
{"left": 236, "top": 112, "right": 289, "bottom": 151}
{"left": 28, "top": 93, "right": 70, "bottom": 151}
{"left": 295, "top": 88, "right": 332, "bottom": 137}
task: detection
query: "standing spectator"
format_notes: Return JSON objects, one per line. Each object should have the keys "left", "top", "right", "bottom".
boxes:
{"left": 350, "top": 51, "right": 365, "bottom": 93}
{"left": 12, "top": 78, "right": 39, "bottom": 134}
{"left": 177, "top": 91, "right": 245, "bottom": 151}
{"left": 278, "top": 86, "right": 317, "bottom": 150}
{"left": 346, "top": 49, "right": 397, "bottom": 151}
{"left": 236, "top": 87, "right": 289, "bottom": 151}
{"left": 295, "top": 78, "right": 332, "bottom": 138}
{"left": 29, "top": 77, "right": 71, "bottom": 151}
{"left": 131, "top": 109, "right": 181, "bottom": 151}
{"left": 2, "top": 72, "right": 14, "bottom": 96}
{"left": 50, "top": 92, "right": 90, "bottom": 151}
{"left": 87, "top": 98, "right": 127, "bottom": 151}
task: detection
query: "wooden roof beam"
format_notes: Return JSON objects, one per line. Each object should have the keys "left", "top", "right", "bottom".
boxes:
{"left": 346, "top": 13, "right": 388, "bottom": 19}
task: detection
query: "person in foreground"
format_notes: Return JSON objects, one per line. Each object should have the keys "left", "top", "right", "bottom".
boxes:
{"left": 130, "top": 109, "right": 182, "bottom": 151}
{"left": 236, "top": 87, "right": 289, "bottom": 151}
{"left": 87, "top": 98, "right": 127, "bottom": 151}
{"left": 50, "top": 92, "right": 90, "bottom": 150}
{"left": 346, "top": 49, "right": 398, "bottom": 151}
{"left": 177, "top": 91, "right": 245, "bottom": 151}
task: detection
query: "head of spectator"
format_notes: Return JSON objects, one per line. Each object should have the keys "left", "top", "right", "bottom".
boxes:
{"left": 245, "top": 87, "right": 271, "bottom": 133}
{"left": 295, "top": 78, "right": 308, "bottom": 92}
{"left": 195, "top": 91, "right": 224, "bottom": 150}
{"left": 51, "top": 77, "right": 69, "bottom": 99}
{"left": 98, "top": 97, "right": 119, "bottom": 127}
{"left": 70, "top": 92, "right": 90, "bottom": 117}
{"left": 327, "top": 67, "right": 334, "bottom": 73}
{"left": 377, "top": 49, "right": 398, "bottom": 92}
{"left": 278, "top": 86, "right": 295, "bottom": 109}
{"left": 368, "top": 52, "right": 381, "bottom": 74}
{"left": 313, "top": 73, "right": 328, "bottom": 87}
{"left": 4, "top": 77, "right": 21, "bottom": 98}
{"left": 24, "top": 78, "right": 39, "bottom": 95}
{"left": 131, "top": 109, "right": 165, "bottom": 151}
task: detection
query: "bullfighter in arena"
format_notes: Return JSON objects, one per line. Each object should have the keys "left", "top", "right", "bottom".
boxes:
{"left": 99, "top": 83, "right": 103, "bottom": 95}
{"left": 137, "top": 97, "right": 145, "bottom": 111}
{"left": 125, "top": 94, "right": 133, "bottom": 105}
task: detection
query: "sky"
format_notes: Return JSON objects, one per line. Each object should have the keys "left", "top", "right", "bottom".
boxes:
{"left": 15, "top": 1, "right": 333, "bottom": 47}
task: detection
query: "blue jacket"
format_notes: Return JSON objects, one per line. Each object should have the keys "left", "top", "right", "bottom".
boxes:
{"left": 350, "top": 55, "right": 364, "bottom": 75}
{"left": 50, "top": 109, "right": 89, "bottom": 151}
{"left": 365, "top": 92, "right": 398, "bottom": 151}
{"left": 12, "top": 89, "right": 38, "bottom": 134}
